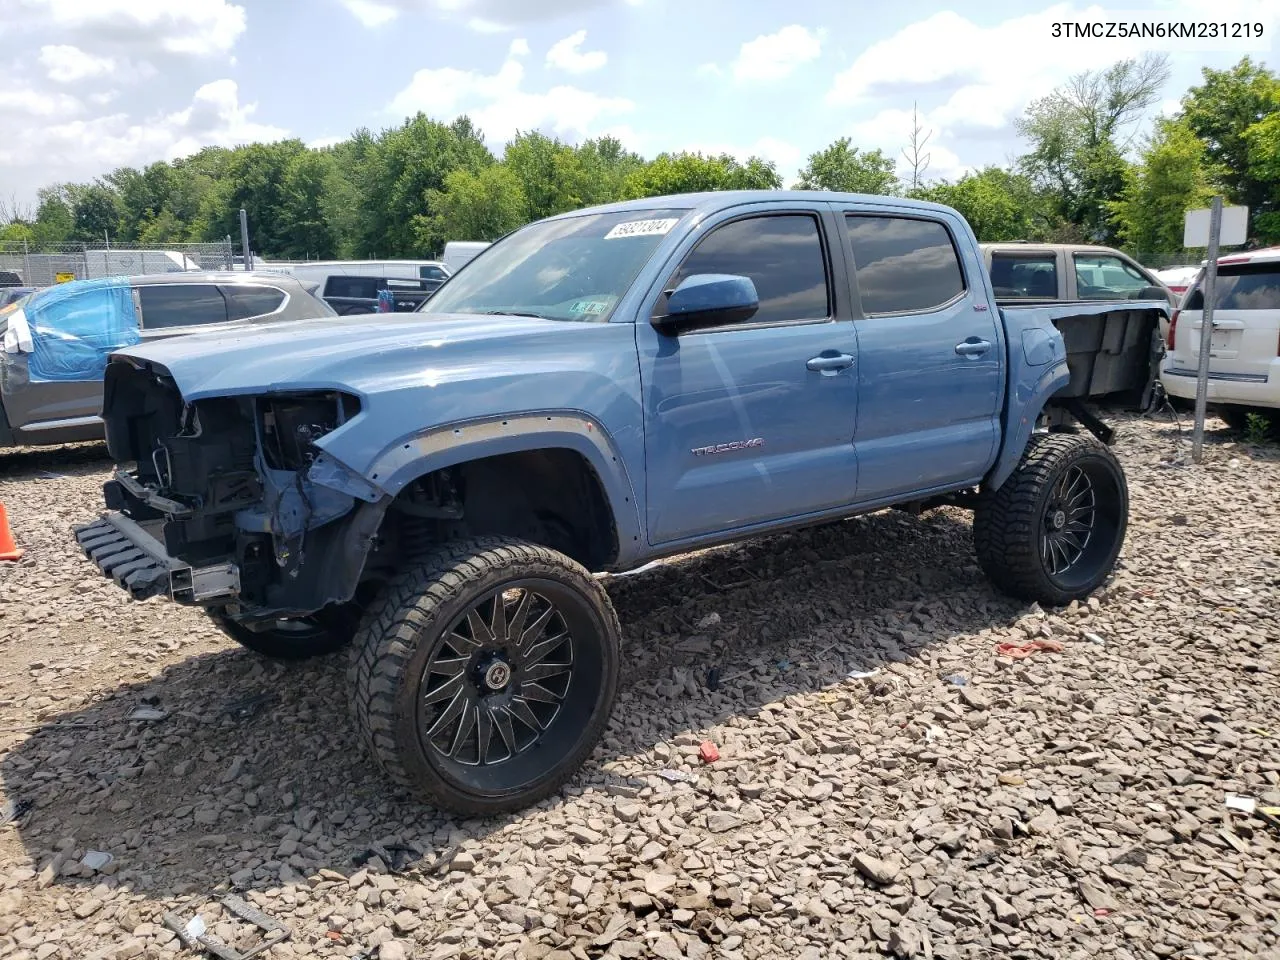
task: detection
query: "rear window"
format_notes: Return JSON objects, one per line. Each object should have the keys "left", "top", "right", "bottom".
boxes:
{"left": 1185, "top": 262, "right": 1280, "bottom": 311}
{"left": 419, "top": 265, "right": 448, "bottom": 281}
{"left": 223, "top": 285, "right": 285, "bottom": 321}
{"left": 990, "top": 254, "right": 1058, "bottom": 299}
{"left": 324, "top": 276, "right": 380, "bottom": 299}
{"left": 137, "top": 284, "right": 229, "bottom": 329}
{"left": 847, "top": 215, "right": 966, "bottom": 314}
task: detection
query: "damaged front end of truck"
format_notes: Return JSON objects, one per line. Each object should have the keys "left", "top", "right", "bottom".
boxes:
{"left": 74, "top": 356, "right": 389, "bottom": 622}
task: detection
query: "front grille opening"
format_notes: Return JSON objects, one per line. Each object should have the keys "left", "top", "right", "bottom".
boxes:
{"left": 259, "top": 393, "right": 356, "bottom": 472}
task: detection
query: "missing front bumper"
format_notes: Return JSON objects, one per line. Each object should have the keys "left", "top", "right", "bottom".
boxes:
{"left": 74, "top": 512, "right": 241, "bottom": 603}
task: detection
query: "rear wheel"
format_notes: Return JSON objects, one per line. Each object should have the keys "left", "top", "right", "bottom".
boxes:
{"left": 974, "top": 433, "right": 1128, "bottom": 605}
{"left": 349, "top": 536, "right": 621, "bottom": 816}
{"left": 212, "top": 605, "right": 360, "bottom": 660}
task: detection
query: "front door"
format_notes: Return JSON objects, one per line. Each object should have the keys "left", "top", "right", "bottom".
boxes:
{"left": 833, "top": 209, "right": 1003, "bottom": 502}
{"left": 636, "top": 205, "right": 860, "bottom": 545}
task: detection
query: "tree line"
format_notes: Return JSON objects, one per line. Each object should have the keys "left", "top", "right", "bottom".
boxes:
{"left": 2, "top": 55, "right": 1277, "bottom": 260}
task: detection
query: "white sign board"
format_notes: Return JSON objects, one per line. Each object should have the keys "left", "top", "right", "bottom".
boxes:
{"left": 1184, "top": 205, "right": 1248, "bottom": 247}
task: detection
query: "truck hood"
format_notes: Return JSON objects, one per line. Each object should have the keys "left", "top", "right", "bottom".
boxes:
{"left": 114, "top": 312, "right": 593, "bottom": 400}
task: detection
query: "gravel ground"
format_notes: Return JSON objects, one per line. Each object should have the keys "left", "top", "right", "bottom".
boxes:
{"left": 0, "top": 412, "right": 1278, "bottom": 960}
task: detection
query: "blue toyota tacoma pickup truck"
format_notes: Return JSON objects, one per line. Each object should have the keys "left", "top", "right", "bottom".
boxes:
{"left": 75, "top": 192, "right": 1167, "bottom": 814}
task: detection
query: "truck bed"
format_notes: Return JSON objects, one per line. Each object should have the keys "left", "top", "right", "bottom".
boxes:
{"left": 1000, "top": 301, "right": 1168, "bottom": 402}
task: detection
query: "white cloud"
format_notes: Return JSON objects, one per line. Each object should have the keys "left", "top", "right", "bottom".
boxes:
{"left": 336, "top": 0, "right": 641, "bottom": 31}
{"left": 388, "top": 51, "right": 632, "bottom": 142}
{"left": 0, "top": 87, "right": 85, "bottom": 119}
{"left": 826, "top": 1, "right": 1280, "bottom": 134}
{"left": 10, "top": 0, "right": 247, "bottom": 56}
{"left": 307, "top": 135, "right": 345, "bottom": 149}
{"left": 509, "top": 37, "right": 530, "bottom": 56}
{"left": 732, "top": 25, "right": 823, "bottom": 82}
{"left": 340, "top": 0, "right": 398, "bottom": 26}
{"left": 38, "top": 44, "right": 157, "bottom": 85}
{"left": 546, "top": 30, "right": 607, "bottom": 73}
{"left": 0, "top": 79, "right": 288, "bottom": 177}
{"left": 39, "top": 45, "right": 115, "bottom": 82}
{"left": 695, "top": 62, "right": 722, "bottom": 79}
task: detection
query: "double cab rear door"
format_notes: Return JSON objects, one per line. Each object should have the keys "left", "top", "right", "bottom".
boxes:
{"left": 636, "top": 198, "right": 1005, "bottom": 546}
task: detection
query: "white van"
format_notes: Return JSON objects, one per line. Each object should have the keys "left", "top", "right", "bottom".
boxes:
{"left": 84, "top": 249, "right": 202, "bottom": 278}
{"left": 277, "top": 260, "right": 450, "bottom": 286}
{"left": 442, "top": 242, "right": 491, "bottom": 275}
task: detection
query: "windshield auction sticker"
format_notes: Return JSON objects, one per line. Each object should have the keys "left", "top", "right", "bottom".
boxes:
{"left": 604, "top": 218, "right": 680, "bottom": 239}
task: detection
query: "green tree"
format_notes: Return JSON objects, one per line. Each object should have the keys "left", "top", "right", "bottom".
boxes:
{"left": 320, "top": 132, "right": 371, "bottom": 258}
{"left": 622, "top": 152, "right": 781, "bottom": 198}
{"left": 576, "top": 136, "right": 646, "bottom": 206}
{"left": 31, "top": 187, "right": 74, "bottom": 244}
{"left": 502, "top": 132, "right": 596, "bottom": 221}
{"left": 416, "top": 165, "right": 527, "bottom": 251}
{"left": 1181, "top": 57, "right": 1280, "bottom": 231}
{"left": 196, "top": 140, "right": 308, "bottom": 256}
{"left": 914, "top": 167, "right": 1042, "bottom": 241}
{"left": 354, "top": 115, "right": 493, "bottom": 257}
{"left": 278, "top": 150, "right": 339, "bottom": 259}
{"left": 1109, "top": 119, "right": 1215, "bottom": 253}
{"left": 1242, "top": 112, "right": 1280, "bottom": 243}
{"left": 795, "top": 138, "right": 898, "bottom": 194}
{"left": 68, "top": 182, "right": 123, "bottom": 242}
{"left": 1018, "top": 53, "right": 1170, "bottom": 242}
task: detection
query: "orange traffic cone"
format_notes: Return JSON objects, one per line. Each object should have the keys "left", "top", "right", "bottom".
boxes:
{"left": 0, "top": 502, "right": 22, "bottom": 561}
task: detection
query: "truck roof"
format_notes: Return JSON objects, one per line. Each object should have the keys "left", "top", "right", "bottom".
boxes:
{"left": 543, "top": 190, "right": 961, "bottom": 220}
{"left": 980, "top": 242, "right": 1139, "bottom": 254}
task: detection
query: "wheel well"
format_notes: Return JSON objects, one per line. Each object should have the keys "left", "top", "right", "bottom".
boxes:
{"left": 374, "top": 448, "right": 619, "bottom": 572}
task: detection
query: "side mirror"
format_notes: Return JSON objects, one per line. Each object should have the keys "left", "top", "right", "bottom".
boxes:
{"left": 652, "top": 274, "right": 759, "bottom": 334}
{"left": 1135, "top": 285, "right": 1169, "bottom": 301}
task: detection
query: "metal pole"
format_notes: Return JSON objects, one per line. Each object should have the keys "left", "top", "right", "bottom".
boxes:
{"left": 239, "top": 208, "right": 253, "bottom": 272}
{"left": 103, "top": 230, "right": 110, "bottom": 251}
{"left": 1191, "top": 195, "right": 1223, "bottom": 464}
{"left": 22, "top": 237, "right": 29, "bottom": 286}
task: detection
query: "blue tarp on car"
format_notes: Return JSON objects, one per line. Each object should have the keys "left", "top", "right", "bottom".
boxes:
{"left": 24, "top": 277, "right": 140, "bottom": 382}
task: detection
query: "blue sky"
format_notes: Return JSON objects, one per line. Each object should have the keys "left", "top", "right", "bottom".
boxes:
{"left": 1, "top": 0, "right": 1277, "bottom": 211}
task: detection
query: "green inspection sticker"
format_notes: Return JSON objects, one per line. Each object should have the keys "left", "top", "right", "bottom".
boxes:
{"left": 569, "top": 299, "right": 610, "bottom": 316}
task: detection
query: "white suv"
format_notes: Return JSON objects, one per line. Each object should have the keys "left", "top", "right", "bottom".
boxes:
{"left": 1161, "top": 247, "right": 1280, "bottom": 431}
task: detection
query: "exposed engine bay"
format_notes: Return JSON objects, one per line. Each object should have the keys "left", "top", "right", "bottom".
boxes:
{"left": 82, "top": 356, "right": 389, "bottom": 620}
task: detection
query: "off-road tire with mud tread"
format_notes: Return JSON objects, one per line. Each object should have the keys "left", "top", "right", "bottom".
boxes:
{"left": 348, "top": 535, "right": 621, "bottom": 816}
{"left": 973, "top": 432, "right": 1128, "bottom": 606}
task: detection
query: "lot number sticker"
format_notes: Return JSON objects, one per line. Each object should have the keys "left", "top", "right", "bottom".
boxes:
{"left": 604, "top": 218, "right": 679, "bottom": 240}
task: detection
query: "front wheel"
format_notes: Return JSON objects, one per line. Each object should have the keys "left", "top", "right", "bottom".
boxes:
{"left": 349, "top": 536, "right": 621, "bottom": 816}
{"left": 973, "top": 433, "right": 1128, "bottom": 605}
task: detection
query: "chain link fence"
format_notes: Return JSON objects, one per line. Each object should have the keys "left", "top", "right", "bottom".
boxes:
{"left": 0, "top": 240, "right": 236, "bottom": 287}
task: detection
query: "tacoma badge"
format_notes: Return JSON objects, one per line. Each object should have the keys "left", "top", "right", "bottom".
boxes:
{"left": 691, "top": 438, "right": 764, "bottom": 456}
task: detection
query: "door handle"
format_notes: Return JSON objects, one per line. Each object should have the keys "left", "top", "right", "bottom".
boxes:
{"left": 806, "top": 353, "right": 855, "bottom": 374}
{"left": 954, "top": 338, "right": 992, "bottom": 357}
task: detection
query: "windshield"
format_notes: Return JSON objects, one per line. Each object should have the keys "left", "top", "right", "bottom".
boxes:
{"left": 421, "top": 208, "right": 689, "bottom": 322}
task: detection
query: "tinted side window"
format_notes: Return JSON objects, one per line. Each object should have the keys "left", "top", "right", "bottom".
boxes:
{"left": 324, "top": 276, "right": 380, "bottom": 299}
{"left": 846, "top": 216, "right": 965, "bottom": 314}
{"left": 989, "top": 254, "right": 1058, "bottom": 299}
{"left": 419, "top": 265, "right": 448, "bottom": 280}
{"left": 223, "top": 285, "right": 285, "bottom": 321}
{"left": 138, "top": 284, "right": 228, "bottom": 329}
{"left": 669, "top": 214, "right": 829, "bottom": 326}
{"left": 1185, "top": 263, "right": 1280, "bottom": 311}
{"left": 1073, "top": 254, "right": 1151, "bottom": 299}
